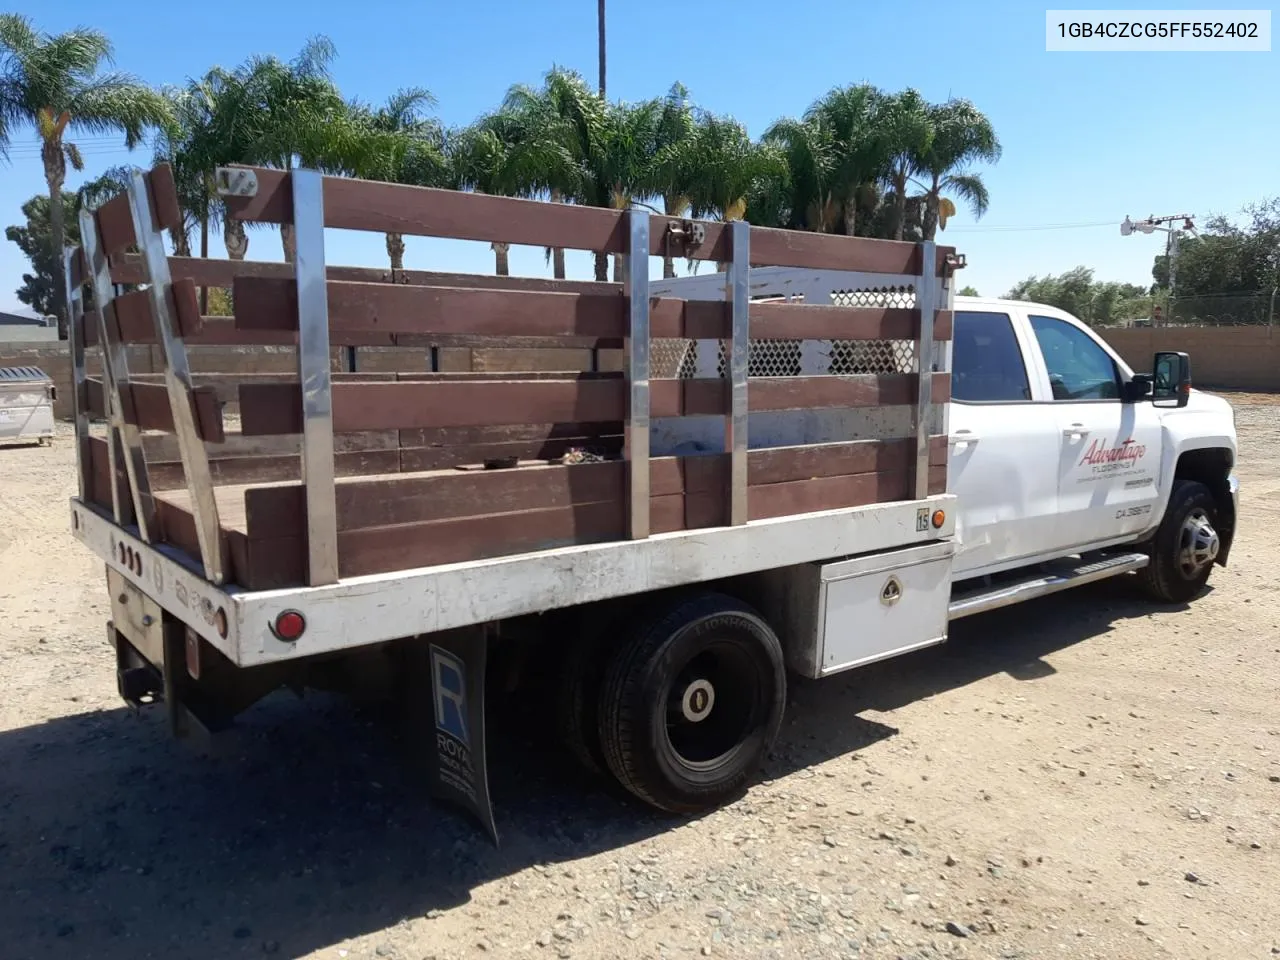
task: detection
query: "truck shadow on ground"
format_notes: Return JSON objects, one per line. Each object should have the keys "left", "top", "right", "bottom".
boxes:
{"left": 0, "top": 577, "right": 1183, "bottom": 960}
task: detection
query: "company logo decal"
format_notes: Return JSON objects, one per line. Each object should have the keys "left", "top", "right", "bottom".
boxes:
{"left": 1080, "top": 437, "right": 1146, "bottom": 467}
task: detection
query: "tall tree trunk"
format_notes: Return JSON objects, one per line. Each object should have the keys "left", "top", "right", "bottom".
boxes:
{"left": 493, "top": 242, "right": 510, "bottom": 276}
{"left": 612, "top": 253, "right": 624, "bottom": 283}
{"left": 225, "top": 219, "right": 248, "bottom": 261}
{"left": 199, "top": 206, "right": 210, "bottom": 314}
{"left": 843, "top": 190, "right": 857, "bottom": 237}
{"left": 386, "top": 232, "right": 405, "bottom": 272}
{"left": 170, "top": 225, "right": 192, "bottom": 258}
{"left": 281, "top": 223, "right": 297, "bottom": 264}
{"left": 892, "top": 168, "right": 907, "bottom": 242}
{"left": 43, "top": 149, "right": 69, "bottom": 341}
{"left": 549, "top": 189, "right": 567, "bottom": 280}
{"left": 594, "top": 251, "right": 609, "bottom": 282}
{"left": 922, "top": 192, "right": 940, "bottom": 241}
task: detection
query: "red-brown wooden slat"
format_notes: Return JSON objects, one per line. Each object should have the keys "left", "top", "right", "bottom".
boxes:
{"left": 230, "top": 276, "right": 953, "bottom": 343}
{"left": 220, "top": 166, "right": 735, "bottom": 262}
{"left": 174, "top": 456, "right": 947, "bottom": 589}
{"left": 232, "top": 276, "right": 729, "bottom": 340}
{"left": 219, "top": 166, "right": 962, "bottom": 273}
{"left": 243, "top": 435, "right": 950, "bottom": 540}
{"left": 91, "top": 164, "right": 184, "bottom": 256}
{"left": 749, "top": 302, "right": 953, "bottom": 341}
{"left": 96, "top": 279, "right": 203, "bottom": 343}
{"left": 238, "top": 373, "right": 950, "bottom": 435}
{"left": 83, "top": 378, "right": 225, "bottom": 443}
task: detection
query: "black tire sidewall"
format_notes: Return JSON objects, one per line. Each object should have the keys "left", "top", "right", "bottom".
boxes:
{"left": 1148, "top": 480, "right": 1219, "bottom": 602}
{"left": 606, "top": 598, "right": 786, "bottom": 812}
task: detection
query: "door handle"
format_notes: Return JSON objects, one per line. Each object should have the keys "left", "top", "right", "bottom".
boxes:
{"left": 949, "top": 431, "right": 980, "bottom": 447}
{"left": 1062, "top": 423, "right": 1089, "bottom": 440}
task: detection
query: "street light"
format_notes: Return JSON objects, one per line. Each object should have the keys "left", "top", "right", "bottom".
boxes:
{"left": 1120, "top": 214, "right": 1196, "bottom": 326}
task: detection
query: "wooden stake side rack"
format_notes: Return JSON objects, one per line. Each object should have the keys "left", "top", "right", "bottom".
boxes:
{"left": 66, "top": 163, "right": 958, "bottom": 591}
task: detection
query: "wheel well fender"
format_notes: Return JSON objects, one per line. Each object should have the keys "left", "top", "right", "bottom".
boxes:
{"left": 1173, "top": 447, "right": 1235, "bottom": 566}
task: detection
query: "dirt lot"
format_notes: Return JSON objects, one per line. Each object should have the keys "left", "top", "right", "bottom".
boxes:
{"left": 1, "top": 395, "right": 1277, "bottom": 960}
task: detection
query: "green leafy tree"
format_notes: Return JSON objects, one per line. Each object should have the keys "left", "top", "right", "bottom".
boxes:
{"left": 959, "top": 285, "right": 979, "bottom": 296}
{"left": 912, "top": 98, "right": 1001, "bottom": 240}
{"left": 347, "top": 88, "right": 448, "bottom": 271}
{"left": 5, "top": 192, "right": 79, "bottom": 317}
{"left": 876, "top": 88, "right": 933, "bottom": 242}
{"left": 806, "top": 84, "right": 888, "bottom": 237}
{"left": 0, "top": 14, "right": 171, "bottom": 338}
{"left": 1006, "top": 266, "right": 1151, "bottom": 325}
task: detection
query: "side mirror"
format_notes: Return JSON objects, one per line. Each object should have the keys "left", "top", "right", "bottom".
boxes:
{"left": 1122, "top": 376, "right": 1152, "bottom": 402}
{"left": 1152, "top": 351, "right": 1191, "bottom": 408}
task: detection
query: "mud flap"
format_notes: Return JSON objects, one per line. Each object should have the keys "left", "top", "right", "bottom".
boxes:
{"left": 406, "top": 626, "right": 499, "bottom": 845}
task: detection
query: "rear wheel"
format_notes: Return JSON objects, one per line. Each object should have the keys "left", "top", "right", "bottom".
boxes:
{"left": 1138, "top": 479, "right": 1221, "bottom": 603}
{"left": 597, "top": 592, "right": 786, "bottom": 814}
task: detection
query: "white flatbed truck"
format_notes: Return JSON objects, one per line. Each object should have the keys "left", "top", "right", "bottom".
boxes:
{"left": 65, "top": 165, "right": 1238, "bottom": 840}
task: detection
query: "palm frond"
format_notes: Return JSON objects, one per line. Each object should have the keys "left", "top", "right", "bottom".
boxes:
{"left": 942, "top": 172, "right": 990, "bottom": 219}
{"left": 66, "top": 74, "right": 172, "bottom": 146}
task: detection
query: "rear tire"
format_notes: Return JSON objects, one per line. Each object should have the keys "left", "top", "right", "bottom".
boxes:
{"left": 597, "top": 592, "right": 786, "bottom": 814}
{"left": 1138, "top": 479, "right": 1221, "bottom": 604}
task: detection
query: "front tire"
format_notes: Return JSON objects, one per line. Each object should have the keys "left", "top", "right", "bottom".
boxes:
{"left": 597, "top": 592, "right": 786, "bottom": 814}
{"left": 1138, "top": 479, "right": 1221, "bottom": 603}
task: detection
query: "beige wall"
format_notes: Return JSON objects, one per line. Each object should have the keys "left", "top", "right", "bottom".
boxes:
{"left": 1100, "top": 326, "right": 1280, "bottom": 393}
{"left": 5, "top": 327, "right": 1275, "bottom": 421}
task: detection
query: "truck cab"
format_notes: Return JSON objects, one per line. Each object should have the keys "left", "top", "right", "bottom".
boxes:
{"left": 948, "top": 296, "right": 1237, "bottom": 600}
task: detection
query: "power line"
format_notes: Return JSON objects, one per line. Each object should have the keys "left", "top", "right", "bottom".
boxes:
{"left": 946, "top": 220, "right": 1116, "bottom": 234}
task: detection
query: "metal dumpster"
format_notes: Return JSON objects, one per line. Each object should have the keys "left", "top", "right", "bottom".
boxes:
{"left": 0, "top": 366, "right": 55, "bottom": 445}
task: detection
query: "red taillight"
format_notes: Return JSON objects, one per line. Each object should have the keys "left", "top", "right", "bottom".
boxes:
{"left": 272, "top": 610, "right": 306, "bottom": 642}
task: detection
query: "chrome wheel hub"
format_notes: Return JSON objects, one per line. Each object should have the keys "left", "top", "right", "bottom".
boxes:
{"left": 1178, "top": 508, "right": 1219, "bottom": 576}
{"left": 680, "top": 678, "right": 716, "bottom": 723}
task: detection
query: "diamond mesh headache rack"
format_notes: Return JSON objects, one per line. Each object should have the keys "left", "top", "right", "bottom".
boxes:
{"left": 65, "top": 162, "right": 961, "bottom": 592}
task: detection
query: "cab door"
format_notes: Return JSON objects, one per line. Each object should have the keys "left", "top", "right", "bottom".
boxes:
{"left": 1022, "top": 310, "right": 1164, "bottom": 548}
{"left": 947, "top": 307, "right": 1062, "bottom": 577}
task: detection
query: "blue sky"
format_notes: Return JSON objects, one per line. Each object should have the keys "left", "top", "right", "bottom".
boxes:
{"left": 3, "top": 0, "right": 1277, "bottom": 315}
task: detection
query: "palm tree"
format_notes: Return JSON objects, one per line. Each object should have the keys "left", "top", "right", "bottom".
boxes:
{"left": 650, "top": 82, "right": 696, "bottom": 278}
{"left": 154, "top": 71, "right": 229, "bottom": 265}
{"left": 449, "top": 121, "right": 527, "bottom": 276}
{"left": 876, "top": 88, "right": 933, "bottom": 241}
{"left": 0, "top": 14, "right": 171, "bottom": 338}
{"left": 759, "top": 116, "right": 836, "bottom": 232}
{"left": 347, "top": 88, "right": 448, "bottom": 272}
{"left": 682, "top": 112, "right": 784, "bottom": 270}
{"left": 806, "top": 84, "right": 888, "bottom": 237}
{"left": 912, "top": 98, "right": 1001, "bottom": 240}
{"left": 477, "top": 70, "right": 590, "bottom": 279}
{"left": 219, "top": 37, "right": 366, "bottom": 262}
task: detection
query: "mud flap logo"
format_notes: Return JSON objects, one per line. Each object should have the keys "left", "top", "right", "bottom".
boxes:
{"left": 428, "top": 639, "right": 497, "bottom": 845}
{"left": 431, "top": 646, "right": 470, "bottom": 749}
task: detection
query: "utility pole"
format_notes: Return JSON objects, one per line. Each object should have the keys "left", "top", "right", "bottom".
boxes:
{"left": 598, "top": 0, "right": 606, "bottom": 96}
{"left": 1120, "top": 214, "right": 1198, "bottom": 326}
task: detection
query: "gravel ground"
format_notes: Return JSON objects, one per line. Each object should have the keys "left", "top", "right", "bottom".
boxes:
{"left": 0, "top": 396, "right": 1277, "bottom": 960}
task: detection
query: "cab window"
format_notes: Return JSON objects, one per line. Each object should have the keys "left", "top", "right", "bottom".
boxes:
{"left": 951, "top": 311, "right": 1032, "bottom": 402}
{"left": 1029, "top": 315, "right": 1121, "bottom": 401}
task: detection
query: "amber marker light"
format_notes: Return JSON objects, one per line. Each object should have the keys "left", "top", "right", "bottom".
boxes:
{"left": 931, "top": 510, "right": 946, "bottom": 529}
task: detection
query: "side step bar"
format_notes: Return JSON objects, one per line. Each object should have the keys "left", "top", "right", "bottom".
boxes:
{"left": 949, "top": 551, "right": 1150, "bottom": 621}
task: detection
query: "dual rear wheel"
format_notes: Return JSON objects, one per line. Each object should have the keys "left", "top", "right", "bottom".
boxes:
{"left": 556, "top": 592, "right": 787, "bottom": 814}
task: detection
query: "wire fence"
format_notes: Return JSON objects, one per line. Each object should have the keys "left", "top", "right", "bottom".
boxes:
{"left": 1167, "top": 291, "right": 1277, "bottom": 327}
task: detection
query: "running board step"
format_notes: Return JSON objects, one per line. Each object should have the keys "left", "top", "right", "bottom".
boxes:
{"left": 949, "top": 551, "right": 1150, "bottom": 621}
